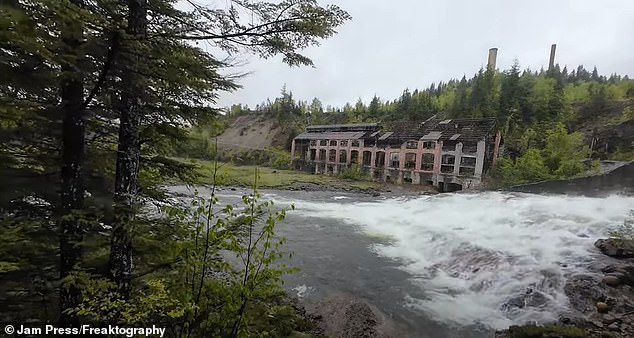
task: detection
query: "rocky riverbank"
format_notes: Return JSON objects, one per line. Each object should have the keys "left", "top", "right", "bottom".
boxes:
{"left": 287, "top": 294, "right": 407, "bottom": 338}
{"left": 283, "top": 181, "right": 438, "bottom": 197}
{"left": 496, "top": 238, "right": 634, "bottom": 338}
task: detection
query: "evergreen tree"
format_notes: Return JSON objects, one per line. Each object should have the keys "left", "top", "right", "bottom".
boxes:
{"left": 367, "top": 95, "right": 382, "bottom": 120}
{"left": 499, "top": 60, "right": 522, "bottom": 130}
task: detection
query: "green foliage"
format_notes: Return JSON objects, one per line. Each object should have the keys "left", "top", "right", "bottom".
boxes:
{"left": 339, "top": 164, "right": 364, "bottom": 180}
{"left": 496, "top": 149, "right": 553, "bottom": 186}
{"left": 507, "top": 324, "right": 587, "bottom": 338}
{"left": 68, "top": 179, "right": 300, "bottom": 337}
{"left": 495, "top": 122, "right": 591, "bottom": 186}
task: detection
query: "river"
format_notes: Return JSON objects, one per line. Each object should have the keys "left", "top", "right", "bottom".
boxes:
{"left": 174, "top": 187, "right": 634, "bottom": 337}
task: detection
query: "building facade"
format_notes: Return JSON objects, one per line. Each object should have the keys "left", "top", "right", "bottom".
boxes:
{"left": 290, "top": 115, "right": 502, "bottom": 191}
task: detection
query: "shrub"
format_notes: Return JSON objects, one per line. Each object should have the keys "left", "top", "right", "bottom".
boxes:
{"left": 339, "top": 164, "right": 364, "bottom": 180}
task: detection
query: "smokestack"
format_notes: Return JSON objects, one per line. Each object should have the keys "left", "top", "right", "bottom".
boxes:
{"left": 487, "top": 48, "right": 498, "bottom": 70}
{"left": 549, "top": 44, "right": 557, "bottom": 70}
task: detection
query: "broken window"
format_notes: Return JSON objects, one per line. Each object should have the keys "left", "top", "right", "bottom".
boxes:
{"left": 441, "top": 154, "right": 455, "bottom": 173}
{"left": 310, "top": 140, "right": 317, "bottom": 147}
{"left": 460, "top": 156, "right": 477, "bottom": 167}
{"left": 328, "top": 149, "right": 336, "bottom": 162}
{"left": 404, "top": 153, "right": 416, "bottom": 169}
{"left": 442, "top": 154, "right": 455, "bottom": 165}
{"left": 362, "top": 151, "right": 372, "bottom": 166}
{"left": 340, "top": 140, "right": 348, "bottom": 147}
{"left": 390, "top": 152, "right": 400, "bottom": 168}
{"left": 421, "top": 153, "right": 434, "bottom": 171}
{"left": 403, "top": 171, "right": 413, "bottom": 183}
{"left": 459, "top": 167, "right": 476, "bottom": 176}
{"left": 310, "top": 149, "right": 317, "bottom": 161}
{"left": 405, "top": 141, "right": 418, "bottom": 149}
{"left": 339, "top": 150, "right": 347, "bottom": 163}
{"left": 441, "top": 165, "right": 454, "bottom": 173}
{"left": 375, "top": 151, "right": 385, "bottom": 167}
{"left": 319, "top": 149, "right": 326, "bottom": 161}
{"left": 329, "top": 140, "right": 337, "bottom": 147}
{"left": 423, "top": 141, "right": 435, "bottom": 149}
{"left": 442, "top": 141, "right": 457, "bottom": 151}
{"left": 351, "top": 140, "right": 360, "bottom": 147}
{"left": 350, "top": 150, "right": 359, "bottom": 164}
{"left": 319, "top": 140, "right": 327, "bottom": 146}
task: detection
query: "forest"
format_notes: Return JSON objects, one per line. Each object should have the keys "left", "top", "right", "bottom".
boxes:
{"left": 225, "top": 63, "right": 634, "bottom": 185}
{"left": 0, "top": 0, "right": 349, "bottom": 337}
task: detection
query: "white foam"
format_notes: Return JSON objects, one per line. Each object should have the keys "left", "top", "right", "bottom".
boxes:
{"left": 333, "top": 196, "right": 350, "bottom": 200}
{"left": 292, "top": 284, "right": 312, "bottom": 298}
{"left": 279, "top": 192, "right": 634, "bottom": 329}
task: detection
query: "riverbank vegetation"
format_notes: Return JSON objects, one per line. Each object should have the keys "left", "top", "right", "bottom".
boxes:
{"left": 181, "top": 159, "right": 381, "bottom": 192}
{"left": 0, "top": 0, "right": 349, "bottom": 336}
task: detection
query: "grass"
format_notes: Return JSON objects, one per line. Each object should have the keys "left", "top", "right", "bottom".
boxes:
{"left": 182, "top": 158, "right": 382, "bottom": 191}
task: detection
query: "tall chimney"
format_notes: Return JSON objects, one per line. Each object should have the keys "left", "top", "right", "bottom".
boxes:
{"left": 487, "top": 48, "right": 498, "bottom": 70}
{"left": 549, "top": 44, "right": 557, "bottom": 70}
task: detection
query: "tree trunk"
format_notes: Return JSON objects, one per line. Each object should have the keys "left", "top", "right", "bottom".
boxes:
{"left": 109, "top": 0, "right": 147, "bottom": 298}
{"left": 59, "top": 0, "right": 85, "bottom": 326}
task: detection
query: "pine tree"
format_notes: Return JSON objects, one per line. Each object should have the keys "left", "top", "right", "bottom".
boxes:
{"left": 367, "top": 95, "right": 382, "bottom": 120}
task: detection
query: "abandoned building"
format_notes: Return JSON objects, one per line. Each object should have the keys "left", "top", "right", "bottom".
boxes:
{"left": 290, "top": 115, "right": 502, "bottom": 191}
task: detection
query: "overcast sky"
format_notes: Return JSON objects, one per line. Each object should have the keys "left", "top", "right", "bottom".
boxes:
{"left": 215, "top": 0, "right": 634, "bottom": 109}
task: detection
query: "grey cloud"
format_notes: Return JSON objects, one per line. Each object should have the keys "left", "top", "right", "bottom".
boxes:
{"left": 215, "top": 0, "right": 634, "bottom": 108}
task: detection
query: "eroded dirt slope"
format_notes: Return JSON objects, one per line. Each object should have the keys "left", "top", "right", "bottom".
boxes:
{"left": 217, "top": 114, "right": 289, "bottom": 150}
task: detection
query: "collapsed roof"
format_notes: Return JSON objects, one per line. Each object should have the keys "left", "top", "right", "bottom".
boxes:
{"left": 294, "top": 115, "right": 497, "bottom": 145}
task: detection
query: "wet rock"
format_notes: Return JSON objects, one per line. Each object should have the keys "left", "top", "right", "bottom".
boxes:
{"left": 311, "top": 296, "right": 401, "bottom": 338}
{"left": 597, "top": 302, "right": 610, "bottom": 313}
{"left": 608, "top": 322, "right": 620, "bottom": 331}
{"left": 602, "top": 264, "right": 634, "bottom": 286}
{"left": 602, "top": 314, "right": 618, "bottom": 325}
{"left": 603, "top": 276, "right": 622, "bottom": 287}
{"left": 495, "top": 324, "right": 589, "bottom": 338}
{"left": 591, "top": 319, "right": 604, "bottom": 328}
{"left": 501, "top": 295, "right": 526, "bottom": 311}
{"left": 595, "top": 238, "right": 634, "bottom": 259}
{"left": 564, "top": 275, "right": 607, "bottom": 314}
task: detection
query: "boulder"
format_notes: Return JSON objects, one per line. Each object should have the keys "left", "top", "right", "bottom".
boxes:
{"left": 594, "top": 238, "right": 634, "bottom": 259}
{"left": 596, "top": 302, "right": 610, "bottom": 313}
{"left": 603, "top": 275, "right": 622, "bottom": 287}
{"left": 602, "top": 314, "right": 618, "bottom": 325}
{"left": 311, "top": 296, "right": 401, "bottom": 338}
{"left": 602, "top": 264, "right": 634, "bottom": 286}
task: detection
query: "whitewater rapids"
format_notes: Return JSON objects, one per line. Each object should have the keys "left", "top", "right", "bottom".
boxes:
{"left": 263, "top": 191, "right": 634, "bottom": 330}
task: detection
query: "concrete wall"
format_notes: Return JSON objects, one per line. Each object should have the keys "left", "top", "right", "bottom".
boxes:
{"left": 509, "top": 161, "right": 634, "bottom": 196}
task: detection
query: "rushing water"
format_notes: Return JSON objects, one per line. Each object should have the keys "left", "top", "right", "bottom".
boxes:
{"left": 176, "top": 187, "right": 634, "bottom": 337}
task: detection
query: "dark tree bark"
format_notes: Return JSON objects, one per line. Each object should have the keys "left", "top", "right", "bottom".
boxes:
{"left": 109, "top": 0, "right": 147, "bottom": 298}
{"left": 59, "top": 0, "right": 86, "bottom": 326}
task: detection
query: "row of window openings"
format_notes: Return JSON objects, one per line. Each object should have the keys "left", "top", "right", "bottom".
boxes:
{"left": 313, "top": 150, "right": 476, "bottom": 173}
{"left": 311, "top": 140, "right": 361, "bottom": 147}
{"left": 311, "top": 140, "right": 444, "bottom": 149}
{"left": 310, "top": 140, "right": 477, "bottom": 153}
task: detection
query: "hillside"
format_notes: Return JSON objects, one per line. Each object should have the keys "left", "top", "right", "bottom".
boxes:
{"left": 216, "top": 114, "right": 290, "bottom": 151}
